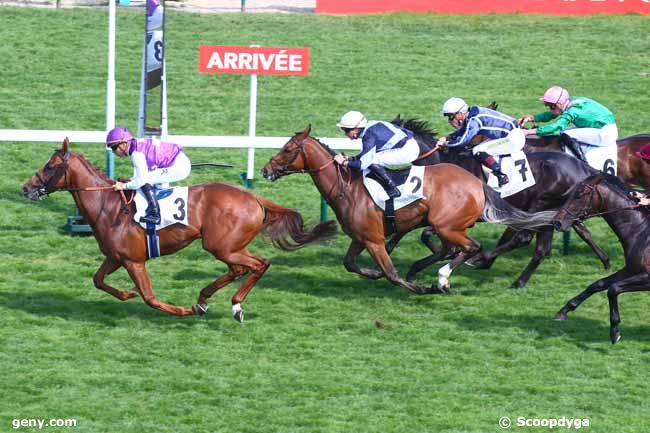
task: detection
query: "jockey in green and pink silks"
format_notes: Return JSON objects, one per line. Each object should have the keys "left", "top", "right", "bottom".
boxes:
{"left": 106, "top": 127, "right": 191, "bottom": 225}
{"left": 520, "top": 86, "right": 618, "bottom": 164}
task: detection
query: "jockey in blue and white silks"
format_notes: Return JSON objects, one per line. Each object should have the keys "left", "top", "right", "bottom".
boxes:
{"left": 434, "top": 97, "right": 525, "bottom": 187}
{"left": 334, "top": 111, "right": 420, "bottom": 198}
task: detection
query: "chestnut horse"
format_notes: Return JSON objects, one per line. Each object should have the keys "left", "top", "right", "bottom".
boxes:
{"left": 552, "top": 174, "right": 648, "bottom": 343}
{"left": 525, "top": 133, "right": 650, "bottom": 187}
{"left": 261, "top": 126, "right": 554, "bottom": 294}
{"left": 22, "top": 139, "right": 336, "bottom": 321}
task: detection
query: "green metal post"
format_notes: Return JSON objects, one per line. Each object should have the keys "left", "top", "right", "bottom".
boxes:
{"left": 320, "top": 197, "right": 328, "bottom": 223}
{"left": 562, "top": 231, "right": 571, "bottom": 255}
{"left": 106, "top": 148, "right": 115, "bottom": 179}
{"left": 241, "top": 0, "right": 246, "bottom": 11}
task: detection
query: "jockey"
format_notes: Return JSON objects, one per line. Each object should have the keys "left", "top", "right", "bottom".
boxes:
{"left": 519, "top": 86, "right": 618, "bottom": 165}
{"left": 333, "top": 110, "right": 420, "bottom": 198}
{"left": 434, "top": 97, "right": 525, "bottom": 187}
{"left": 106, "top": 127, "right": 191, "bottom": 225}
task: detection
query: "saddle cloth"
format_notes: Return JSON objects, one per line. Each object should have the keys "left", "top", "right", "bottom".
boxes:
{"left": 363, "top": 165, "right": 425, "bottom": 211}
{"left": 483, "top": 150, "right": 536, "bottom": 198}
{"left": 567, "top": 145, "right": 617, "bottom": 175}
{"left": 134, "top": 186, "right": 189, "bottom": 230}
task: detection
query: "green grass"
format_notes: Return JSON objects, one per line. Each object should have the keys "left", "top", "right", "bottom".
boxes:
{"left": 2, "top": 7, "right": 650, "bottom": 433}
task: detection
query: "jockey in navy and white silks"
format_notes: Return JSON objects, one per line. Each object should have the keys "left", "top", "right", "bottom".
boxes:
{"left": 334, "top": 111, "right": 420, "bottom": 198}
{"left": 434, "top": 97, "right": 525, "bottom": 187}
{"left": 106, "top": 127, "right": 191, "bottom": 225}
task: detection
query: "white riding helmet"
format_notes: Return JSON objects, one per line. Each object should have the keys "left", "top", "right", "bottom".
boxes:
{"left": 336, "top": 111, "right": 368, "bottom": 129}
{"left": 441, "top": 97, "right": 469, "bottom": 115}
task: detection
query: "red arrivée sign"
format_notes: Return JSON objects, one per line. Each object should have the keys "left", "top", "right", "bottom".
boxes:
{"left": 316, "top": 0, "right": 650, "bottom": 15}
{"left": 198, "top": 45, "right": 310, "bottom": 75}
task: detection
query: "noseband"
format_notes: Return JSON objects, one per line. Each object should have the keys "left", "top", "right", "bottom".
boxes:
{"left": 35, "top": 150, "right": 70, "bottom": 194}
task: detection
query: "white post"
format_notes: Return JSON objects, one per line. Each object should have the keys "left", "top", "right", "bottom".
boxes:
{"left": 161, "top": 59, "right": 168, "bottom": 138}
{"left": 246, "top": 72, "right": 257, "bottom": 188}
{"left": 106, "top": 0, "right": 116, "bottom": 178}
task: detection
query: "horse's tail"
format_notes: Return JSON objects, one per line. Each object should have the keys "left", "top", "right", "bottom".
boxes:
{"left": 481, "top": 185, "right": 556, "bottom": 230}
{"left": 256, "top": 196, "right": 338, "bottom": 251}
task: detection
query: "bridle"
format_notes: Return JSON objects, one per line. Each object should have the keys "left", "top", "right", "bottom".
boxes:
{"left": 267, "top": 136, "right": 351, "bottom": 199}
{"left": 562, "top": 178, "right": 640, "bottom": 221}
{"left": 31, "top": 149, "right": 132, "bottom": 204}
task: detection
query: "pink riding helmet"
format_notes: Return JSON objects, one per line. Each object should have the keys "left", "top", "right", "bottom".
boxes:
{"left": 634, "top": 143, "right": 650, "bottom": 161}
{"left": 106, "top": 127, "right": 134, "bottom": 148}
{"left": 540, "top": 86, "right": 570, "bottom": 106}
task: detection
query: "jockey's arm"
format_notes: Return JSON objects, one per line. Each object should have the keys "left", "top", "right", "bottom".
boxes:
{"left": 124, "top": 152, "right": 149, "bottom": 190}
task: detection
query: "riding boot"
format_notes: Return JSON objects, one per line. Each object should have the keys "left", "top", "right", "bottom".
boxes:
{"left": 560, "top": 133, "right": 588, "bottom": 164}
{"left": 476, "top": 152, "right": 509, "bottom": 186}
{"left": 368, "top": 164, "right": 401, "bottom": 198}
{"left": 139, "top": 183, "right": 161, "bottom": 225}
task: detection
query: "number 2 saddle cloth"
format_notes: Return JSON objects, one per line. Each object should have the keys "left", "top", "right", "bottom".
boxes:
{"left": 363, "top": 165, "right": 425, "bottom": 211}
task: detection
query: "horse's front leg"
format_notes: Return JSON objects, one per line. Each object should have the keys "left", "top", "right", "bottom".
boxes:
{"left": 123, "top": 260, "right": 195, "bottom": 316}
{"left": 364, "top": 241, "right": 436, "bottom": 294}
{"left": 344, "top": 240, "right": 384, "bottom": 280}
{"left": 572, "top": 221, "right": 611, "bottom": 270}
{"left": 606, "top": 273, "right": 650, "bottom": 344}
{"left": 554, "top": 269, "right": 629, "bottom": 321}
{"left": 467, "top": 227, "right": 526, "bottom": 269}
{"left": 511, "top": 228, "right": 553, "bottom": 288}
{"left": 93, "top": 257, "right": 139, "bottom": 301}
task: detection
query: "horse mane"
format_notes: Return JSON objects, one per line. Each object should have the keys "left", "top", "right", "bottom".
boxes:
{"left": 311, "top": 136, "right": 337, "bottom": 158}
{"left": 390, "top": 115, "right": 438, "bottom": 144}
{"left": 597, "top": 173, "right": 637, "bottom": 203}
{"left": 71, "top": 151, "right": 113, "bottom": 183}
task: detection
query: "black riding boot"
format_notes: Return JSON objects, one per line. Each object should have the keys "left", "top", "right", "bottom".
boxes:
{"left": 560, "top": 133, "right": 588, "bottom": 164}
{"left": 140, "top": 183, "right": 161, "bottom": 225}
{"left": 368, "top": 164, "right": 401, "bottom": 198}
{"left": 476, "top": 152, "right": 509, "bottom": 187}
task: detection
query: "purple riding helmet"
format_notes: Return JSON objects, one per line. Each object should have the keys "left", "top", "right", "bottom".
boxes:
{"left": 106, "top": 127, "right": 134, "bottom": 150}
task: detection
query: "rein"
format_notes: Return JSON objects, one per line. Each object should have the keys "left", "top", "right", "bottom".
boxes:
{"left": 566, "top": 179, "right": 642, "bottom": 221}
{"left": 269, "top": 137, "right": 351, "bottom": 199}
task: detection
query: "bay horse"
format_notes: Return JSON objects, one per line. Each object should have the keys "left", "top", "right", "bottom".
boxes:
{"left": 552, "top": 173, "right": 649, "bottom": 344}
{"left": 525, "top": 133, "right": 650, "bottom": 187}
{"left": 21, "top": 138, "right": 337, "bottom": 321}
{"left": 388, "top": 117, "right": 611, "bottom": 289}
{"left": 261, "top": 126, "right": 554, "bottom": 294}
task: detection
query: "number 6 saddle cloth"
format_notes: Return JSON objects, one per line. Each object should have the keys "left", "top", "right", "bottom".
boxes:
{"left": 363, "top": 165, "right": 425, "bottom": 211}
{"left": 133, "top": 186, "right": 189, "bottom": 230}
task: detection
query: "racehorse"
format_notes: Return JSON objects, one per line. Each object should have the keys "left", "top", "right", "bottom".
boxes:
{"left": 261, "top": 125, "right": 554, "bottom": 294}
{"left": 552, "top": 173, "right": 648, "bottom": 344}
{"left": 21, "top": 138, "right": 337, "bottom": 321}
{"left": 388, "top": 117, "right": 611, "bottom": 288}
{"left": 525, "top": 133, "right": 650, "bottom": 187}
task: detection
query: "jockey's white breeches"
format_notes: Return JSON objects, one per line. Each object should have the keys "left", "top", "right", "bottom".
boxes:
{"left": 145, "top": 152, "right": 191, "bottom": 186}
{"left": 472, "top": 128, "right": 526, "bottom": 156}
{"left": 373, "top": 138, "right": 420, "bottom": 168}
{"left": 563, "top": 123, "right": 618, "bottom": 148}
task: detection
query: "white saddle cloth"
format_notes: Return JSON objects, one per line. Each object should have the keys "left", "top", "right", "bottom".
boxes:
{"left": 134, "top": 186, "right": 189, "bottom": 230}
{"left": 363, "top": 165, "right": 425, "bottom": 211}
{"left": 483, "top": 150, "right": 536, "bottom": 198}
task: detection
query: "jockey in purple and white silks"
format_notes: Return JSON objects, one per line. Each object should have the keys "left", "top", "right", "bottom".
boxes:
{"left": 106, "top": 127, "right": 191, "bottom": 225}
{"left": 434, "top": 97, "right": 525, "bottom": 187}
{"left": 333, "top": 111, "right": 420, "bottom": 198}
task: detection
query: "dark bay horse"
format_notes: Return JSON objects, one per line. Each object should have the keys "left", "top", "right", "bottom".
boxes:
{"left": 261, "top": 126, "right": 554, "bottom": 294}
{"left": 552, "top": 174, "right": 649, "bottom": 343}
{"left": 525, "top": 133, "right": 650, "bottom": 187}
{"left": 21, "top": 139, "right": 336, "bottom": 321}
{"left": 389, "top": 117, "right": 611, "bottom": 288}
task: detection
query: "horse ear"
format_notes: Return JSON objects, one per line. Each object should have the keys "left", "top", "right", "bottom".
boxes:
{"left": 487, "top": 101, "right": 498, "bottom": 110}
{"left": 305, "top": 124, "right": 311, "bottom": 135}
{"left": 63, "top": 137, "right": 70, "bottom": 153}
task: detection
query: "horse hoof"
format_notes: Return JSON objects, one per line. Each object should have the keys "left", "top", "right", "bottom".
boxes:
{"left": 234, "top": 310, "right": 245, "bottom": 323}
{"left": 553, "top": 311, "right": 567, "bottom": 321}
{"left": 436, "top": 283, "right": 450, "bottom": 294}
{"left": 192, "top": 303, "right": 209, "bottom": 316}
{"left": 611, "top": 329, "right": 622, "bottom": 344}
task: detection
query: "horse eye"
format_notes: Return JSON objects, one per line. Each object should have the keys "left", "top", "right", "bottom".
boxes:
{"left": 283, "top": 148, "right": 292, "bottom": 154}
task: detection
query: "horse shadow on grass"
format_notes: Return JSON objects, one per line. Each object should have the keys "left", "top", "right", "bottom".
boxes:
{"left": 452, "top": 311, "right": 650, "bottom": 347}
{"left": 0, "top": 290, "right": 224, "bottom": 327}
